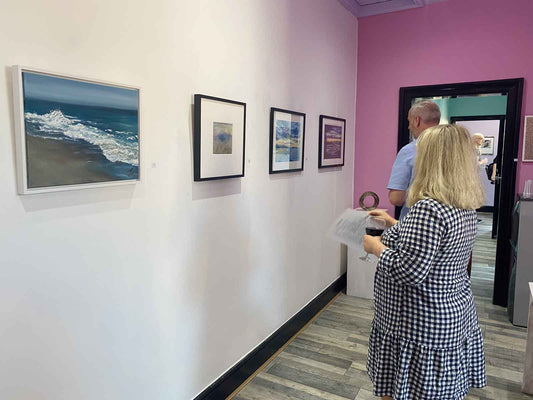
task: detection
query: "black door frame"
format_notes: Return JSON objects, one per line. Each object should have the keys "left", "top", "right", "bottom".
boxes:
{"left": 450, "top": 115, "right": 506, "bottom": 239}
{"left": 398, "top": 78, "right": 524, "bottom": 307}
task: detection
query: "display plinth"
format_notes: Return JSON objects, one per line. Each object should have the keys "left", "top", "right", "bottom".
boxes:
{"left": 347, "top": 247, "right": 376, "bottom": 299}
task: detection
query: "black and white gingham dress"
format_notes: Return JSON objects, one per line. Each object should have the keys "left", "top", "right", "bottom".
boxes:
{"left": 367, "top": 199, "right": 487, "bottom": 400}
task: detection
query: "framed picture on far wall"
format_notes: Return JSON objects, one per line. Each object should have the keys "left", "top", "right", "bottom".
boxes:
{"left": 193, "top": 94, "right": 246, "bottom": 181}
{"left": 269, "top": 107, "right": 306, "bottom": 174}
{"left": 523, "top": 115, "right": 533, "bottom": 162}
{"left": 319, "top": 115, "right": 346, "bottom": 168}
{"left": 480, "top": 136, "right": 494, "bottom": 155}
{"left": 12, "top": 65, "right": 140, "bottom": 195}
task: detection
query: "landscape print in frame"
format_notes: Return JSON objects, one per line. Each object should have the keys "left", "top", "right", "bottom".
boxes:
{"left": 319, "top": 115, "right": 346, "bottom": 168}
{"left": 13, "top": 66, "right": 140, "bottom": 194}
{"left": 269, "top": 107, "right": 306, "bottom": 174}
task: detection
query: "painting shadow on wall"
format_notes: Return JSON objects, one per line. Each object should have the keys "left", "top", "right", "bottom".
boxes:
{"left": 6, "top": 67, "right": 18, "bottom": 178}
{"left": 318, "top": 166, "right": 342, "bottom": 173}
{"left": 19, "top": 184, "right": 136, "bottom": 213}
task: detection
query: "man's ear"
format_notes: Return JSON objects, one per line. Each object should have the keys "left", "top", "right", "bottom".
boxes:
{"left": 416, "top": 116, "right": 421, "bottom": 127}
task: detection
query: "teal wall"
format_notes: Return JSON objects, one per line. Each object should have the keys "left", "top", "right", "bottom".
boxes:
{"left": 448, "top": 95, "right": 507, "bottom": 117}
{"left": 421, "top": 95, "right": 507, "bottom": 123}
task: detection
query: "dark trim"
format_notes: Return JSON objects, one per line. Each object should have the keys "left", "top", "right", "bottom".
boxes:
{"left": 193, "top": 94, "right": 246, "bottom": 181}
{"left": 397, "top": 78, "right": 524, "bottom": 307}
{"left": 450, "top": 115, "right": 506, "bottom": 122}
{"left": 193, "top": 273, "right": 347, "bottom": 400}
{"left": 318, "top": 115, "right": 346, "bottom": 168}
{"left": 269, "top": 107, "right": 306, "bottom": 174}
{"left": 478, "top": 206, "right": 494, "bottom": 213}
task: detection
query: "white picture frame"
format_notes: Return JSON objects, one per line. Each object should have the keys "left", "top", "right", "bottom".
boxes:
{"left": 480, "top": 136, "right": 494, "bottom": 155}
{"left": 12, "top": 65, "right": 141, "bottom": 194}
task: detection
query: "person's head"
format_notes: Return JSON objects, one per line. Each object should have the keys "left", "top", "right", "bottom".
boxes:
{"left": 407, "top": 124, "right": 485, "bottom": 210}
{"left": 408, "top": 100, "right": 441, "bottom": 139}
{"left": 472, "top": 133, "right": 484, "bottom": 147}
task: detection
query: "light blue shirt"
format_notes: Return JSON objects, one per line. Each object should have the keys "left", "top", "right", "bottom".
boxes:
{"left": 387, "top": 140, "right": 416, "bottom": 219}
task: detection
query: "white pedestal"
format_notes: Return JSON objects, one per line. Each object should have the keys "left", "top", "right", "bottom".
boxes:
{"left": 347, "top": 247, "right": 377, "bottom": 299}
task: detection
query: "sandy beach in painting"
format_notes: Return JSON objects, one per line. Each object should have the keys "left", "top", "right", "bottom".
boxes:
{"left": 26, "top": 135, "right": 117, "bottom": 188}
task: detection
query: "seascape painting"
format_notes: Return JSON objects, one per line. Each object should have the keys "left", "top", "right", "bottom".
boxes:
{"left": 324, "top": 124, "right": 343, "bottom": 159}
{"left": 21, "top": 71, "right": 139, "bottom": 189}
{"left": 213, "top": 122, "right": 233, "bottom": 154}
{"left": 275, "top": 120, "right": 301, "bottom": 162}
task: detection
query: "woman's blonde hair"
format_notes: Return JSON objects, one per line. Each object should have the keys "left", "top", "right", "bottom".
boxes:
{"left": 407, "top": 124, "right": 485, "bottom": 210}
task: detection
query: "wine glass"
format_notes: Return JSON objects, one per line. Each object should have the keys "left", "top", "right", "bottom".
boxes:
{"left": 359, "top": 216, "right": 386, "bottom": 262}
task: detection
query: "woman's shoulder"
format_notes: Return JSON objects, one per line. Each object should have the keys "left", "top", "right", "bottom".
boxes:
{"left": 411, "top": 198, "right": 475, "bottom": 219}
{"left": 411, "top": 198, "right": 445, "bottom": 212}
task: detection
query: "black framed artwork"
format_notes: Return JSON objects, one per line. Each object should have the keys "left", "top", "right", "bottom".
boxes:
{"left": 193, "top": 94, "right": 246, "bottom": 181}
{"left": 269, "top": 107, "right": 306, "bottom": 174}
{"left": 318, "top": 115, "right": 346, "bottom": 168}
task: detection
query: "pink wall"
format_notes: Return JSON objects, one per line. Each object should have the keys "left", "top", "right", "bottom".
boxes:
{"left": 354, "top": 0, "right": 532, "bottom": 213}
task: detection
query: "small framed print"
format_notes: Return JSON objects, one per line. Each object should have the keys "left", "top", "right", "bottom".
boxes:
{"left": 523, "top": 115, "right": 533, "bottom": 162}
{"left": 319, "top": 115, "right": 346, "bottom": 168}
{"left": 193, "top": 94, "right": 246, "bottom": 181}
{"left": 269, "top": 107, "right": 306, "bottom": 174}
{"left": 12, "top": 65, "right": 140, "bottom": 194}
{"left": 480, "top": 136, "right": 494, "bottom": 155}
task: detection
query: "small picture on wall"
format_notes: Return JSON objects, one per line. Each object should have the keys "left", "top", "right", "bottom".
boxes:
{"left": 194, "top": 94, "right": 246, "bottom": 181}
{"left": 269, "top": 107, "right": 306, "bottom": 174}
{"left": 319, "top": 115, "right": 346, "bottom": 168}
{"left": 480, "top": 136, "right": 494, "bottom": 155}
{"left": 523, "top": 116, "right": 533, "bottom": 162}
{"left": 213, "top": 122, "right": 233, "bottom": 154}
{"left": 12, "top": 66, "right": 140, "bottom": 194}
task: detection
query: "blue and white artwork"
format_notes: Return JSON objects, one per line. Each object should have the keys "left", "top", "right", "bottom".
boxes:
{"left": 213, "top": 122, "right": 233, "bottom": 154}
{"left": 275, "top": 120, "right": 301, "bottom": 162}
{"left": 21, "top": 71, "right": 139, "bottom": 189}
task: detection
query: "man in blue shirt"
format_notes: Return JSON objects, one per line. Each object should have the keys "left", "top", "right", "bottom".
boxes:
{"left": 387, "top": 100, "right": 441, "bottom": 219}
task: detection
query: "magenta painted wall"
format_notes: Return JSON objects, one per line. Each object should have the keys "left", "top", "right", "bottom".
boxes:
{"left": 354, "top": 0, "right": 532, "bottom": 213}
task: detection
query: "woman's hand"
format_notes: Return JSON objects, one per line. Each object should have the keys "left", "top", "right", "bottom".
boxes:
{"left": 368, "top": 209, "right": 397, "bottom": 228}
{"left": 363, "top": 235, "right": 387, "bottom": 258}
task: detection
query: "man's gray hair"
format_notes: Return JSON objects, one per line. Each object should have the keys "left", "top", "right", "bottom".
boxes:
{"left": 410, "top": 100, "right": 441, "bottom": 124}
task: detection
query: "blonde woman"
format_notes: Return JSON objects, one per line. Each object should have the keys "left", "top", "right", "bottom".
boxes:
{"left": 363, "top": 124, "right": 486, "bottom": 400}
{"left": 472, "top": 132, "right": 488, "bottom": 166}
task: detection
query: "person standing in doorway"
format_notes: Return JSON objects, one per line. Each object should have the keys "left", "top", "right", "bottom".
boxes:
{"left": 387, "top": 100, "right": 441, "bottom": 219}
{"left": 472, "top": 133, "right": 488, "bottom": 167}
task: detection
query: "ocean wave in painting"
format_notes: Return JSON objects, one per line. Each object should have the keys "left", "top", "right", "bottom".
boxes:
{"left": 25, "top": 109, "right": 139, "bottom": 166}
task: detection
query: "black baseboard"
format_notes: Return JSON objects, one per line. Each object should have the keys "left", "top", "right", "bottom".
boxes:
{"left": 193, "top": 273, "right": 347, "bottom": 400}
{"left": 478, "top": 206, "right": 494, "bottom": 213}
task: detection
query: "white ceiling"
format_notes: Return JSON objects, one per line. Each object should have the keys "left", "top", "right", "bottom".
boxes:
{"left": 337, "top": 0, "right": 449, "bottom": 18}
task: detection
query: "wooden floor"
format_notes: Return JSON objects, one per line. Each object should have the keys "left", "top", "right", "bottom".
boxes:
{"left": 232, "top": 213, "right": 530, "bottom": 400}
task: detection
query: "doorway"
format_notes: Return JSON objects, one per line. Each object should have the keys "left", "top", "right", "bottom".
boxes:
{"left": 451, "top": 115, "right": 506, "bottom": 239}
{"left": 397, "top": 79, "right": 524, "bottom": 307}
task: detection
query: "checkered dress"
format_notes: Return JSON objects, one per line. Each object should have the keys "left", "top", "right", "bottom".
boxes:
{"left": 367, "top": 199, "right": 487, "bottom": 400}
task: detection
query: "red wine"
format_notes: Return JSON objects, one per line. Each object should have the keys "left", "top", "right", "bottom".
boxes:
{"left": 365, "top": 228, "right": 384, "bottom": 236}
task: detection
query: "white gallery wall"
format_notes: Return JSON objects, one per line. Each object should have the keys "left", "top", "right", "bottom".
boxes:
{"left": 0, "top": 1, "right": 357, "bottom": 399}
